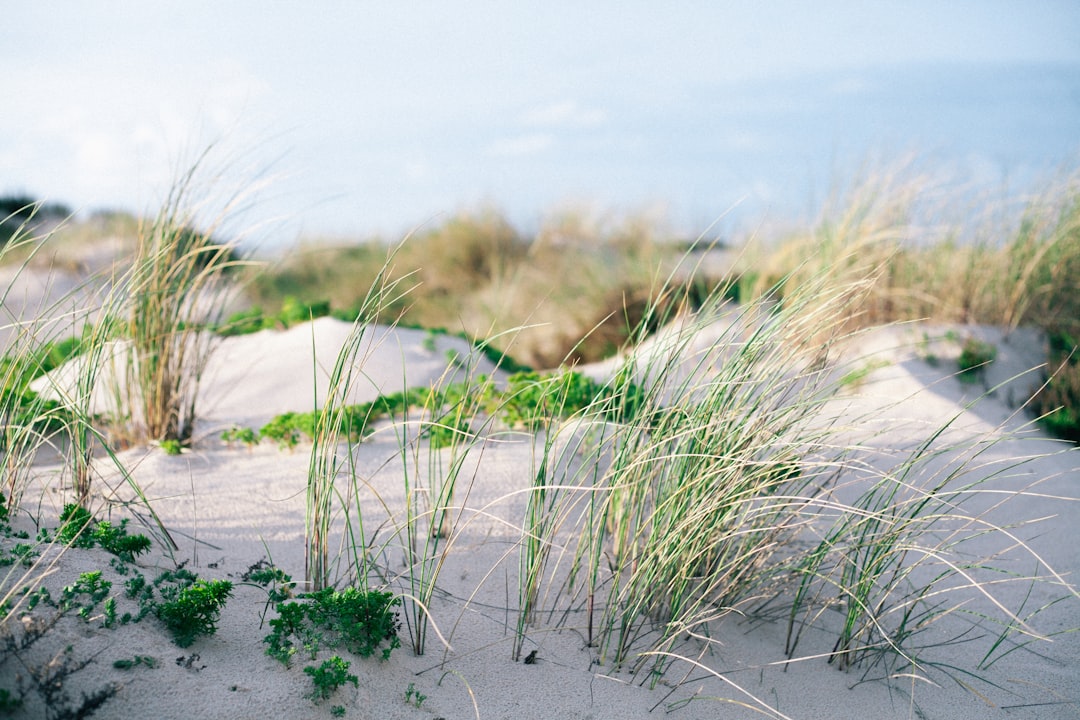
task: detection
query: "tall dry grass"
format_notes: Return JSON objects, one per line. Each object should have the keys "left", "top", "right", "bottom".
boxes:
{"left": 284, "top": 226, "right": 1076, "bottom": 702}
{"left": 120, "top": 154, "right": 253, "bottom": 445}
{"left": 732, "top": 162, "right": 1080, "bottom": 339}
{"left": 245, "top": 205, "right": 681, "bottom": 368}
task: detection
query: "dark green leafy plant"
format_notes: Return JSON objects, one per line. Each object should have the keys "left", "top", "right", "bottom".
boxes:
{"left": 497, "top": 369, "right": 641, "bottom": 429}
{"left": 304, "top": 588, "right": 401, "bottom": 660}
{"left": 60, "top": 571, "right": 112, "bottom": 624}
{"left": 259, "top": 411, "right": 316, "bottom": 450}
{"left": 422, "top": 411, "right": 472, "bottom": 449}
{"left": 243, "top": 559, "right": 294, "bottom": 604}
{"left": 0, "top": 542, "right": 36, "bottom": 568}
{"left": 56, "top": 504, "right": 95, "bottom": 547}
{"left": 55, "top": 505, "right": 152, "bottom": 561}
{"left": 404, "top": 682, "right": 426, "bottom": 708}
{"left": 92, "top": 520, "right": 153, "bottom": 562}
{"left": 242, "top": 559, "right": 295, "bottom": 626}
{"left": 304, "top": 655, "right": 357, "bottom": 704}
{"left": 216, "top": 306, "right": 273, "bottom": 336}
{"left": 0, "top": 687, "right": 21, "bottom": 713}
{"left": 112, "top": 655, "right": 157, "bottom": 670}
{"left": 1031, "top": 330, "right": 1079, "bottom": 442}
{"left": 264, "top": 587, "right": 401, "bottom": 667}
{"left": 957, "top": 337, "right": 997, "bottom": 382}
{"left": 221, "top": 425, "right": 259, "bottom": 447}
{"left": 151, "top": 570, "right": 233, "bottom": 647}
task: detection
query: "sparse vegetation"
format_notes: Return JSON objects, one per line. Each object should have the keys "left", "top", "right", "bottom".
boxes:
{"left": 120, "top": 152, "right": 250, "bottom": 447}
{"left": 55, "top": 504, "right": 152, "bottom": 562}
{"left": 304, "top": 655, "right": 357, "bottom": 704}
{"left": 265, "top": 587, "right": 401, "bottom": 666}
{"left": 0, "top": 157, "right": 1077, "bottom": 718}
{"left": 147, "top": 569, "right": 233, "bottom": 648}
{"left": 1031, "top": 329, "right": 1080, "bottom": 441}
{"left": 957, "top": 336, "right": 997, "bottom": 382}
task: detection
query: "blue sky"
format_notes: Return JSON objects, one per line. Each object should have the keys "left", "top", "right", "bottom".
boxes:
{"left": 3, "top": 2, "right": 1079, "bottom": 244}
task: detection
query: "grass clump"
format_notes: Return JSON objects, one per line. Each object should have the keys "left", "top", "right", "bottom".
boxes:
{"left": 121, "top": 152, "right": 250, "bottom": 447}
{"left": 244, "top": 206, "right": 673, "bottom": 367}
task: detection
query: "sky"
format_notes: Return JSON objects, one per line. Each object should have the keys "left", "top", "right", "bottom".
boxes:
{"left": 2, "top": 2, "right": 1079, "bottom": 246}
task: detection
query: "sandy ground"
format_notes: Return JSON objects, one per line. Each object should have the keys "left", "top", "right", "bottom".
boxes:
{"left": 2, "top": 308, "right": 1078, "bottom": 720}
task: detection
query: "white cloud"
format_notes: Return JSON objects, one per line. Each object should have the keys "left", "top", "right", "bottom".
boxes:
{"left": 485, "top": 133, "right": 556, "bottom": 158}
{"left": 521, "top": 101, "right": 606, "bottom": 128}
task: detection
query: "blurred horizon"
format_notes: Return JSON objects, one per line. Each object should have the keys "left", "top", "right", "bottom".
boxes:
{"left": 2, "top": 4, "right": 1078, "bottom": 247}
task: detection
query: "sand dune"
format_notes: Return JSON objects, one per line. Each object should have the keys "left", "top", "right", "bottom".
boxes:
{"left": 3, "top": 313, "right": 1078, "bottom": 720}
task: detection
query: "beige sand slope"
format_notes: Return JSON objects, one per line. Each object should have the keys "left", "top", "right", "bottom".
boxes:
{"left": 4, "top": 316, "right": 1078, "bottom": 720}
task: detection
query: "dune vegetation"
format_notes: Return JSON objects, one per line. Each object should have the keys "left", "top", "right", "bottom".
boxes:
{"left": 237, "top": 162, "right": 1079, "bottom": 440}
{"left": 0, "top": 157, "right": 1077, "bottom": 717}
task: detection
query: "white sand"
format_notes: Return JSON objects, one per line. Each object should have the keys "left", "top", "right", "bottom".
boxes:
{"left": 3, "top": 314, "right": 1078, "bottom": 720}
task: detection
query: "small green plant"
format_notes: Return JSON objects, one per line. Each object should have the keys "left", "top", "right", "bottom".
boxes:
{"left": 0, "top": 687, "right": 22, "bottom": 713}
{"left": 159, "top": 439, "right": 183, "bottom": 455}
{"left": 404, "top": 682, "right": 426, "bottom": 708}
{"left": 422, "top": 411, "right": 472, "bottom": 450}
{"left": 838, "top": 359, "right": 890, "bottom": 389}
{"left": 216, "top": 306, "right": 273, "bottom": 336}
{"left": 330, "top": 706, "right": 346, "bottom": 717}
{"left": 280, "top": 296, "right": 331, "bottom": 327}
{"left": 957, "top": 337, "right": 997, "bottom": 382}
{"left": 444, "top": 348, "right": 463, "bottom": 367}
{"left": 0, "top": 542, "right": 36, "bottom": 568}
{"left": 242, "top": 559, "right": 295, "bottom": 626}
{"left": 54, "top": 505, "right": 152, "bottom": 561}
{"left": 916, "top": 331, "right": 940, "bottom": 367}
{"left": 497, "top": 369, "right": 638, "bottom": 430}
{"left": 92, "top": 520, "right": 153, "bottom": 562}
{"left": 304, "top": 656, "right": 357, "bottom": 704}
{"left": 60, "top": 571, "right": 113, "bottom": 624}
{"left": 56, "top": 504, "right": 95, "bottom": 547}
{"left": 151, "top": 570, "right": 233, "bottom": 647}
{"left": 112, "top": 655, "right": 156, "bottom": 670}
{"left": 221, "top": 425, "right": 259, "bottom": 448}
{"left": 1031, "top": 330, "right": 1079, "bottom": 442}
{"left": 243, "top": 559, "right": 294, "bottom": 603}
{"left": 264, "top": 587, "right": 401, "bottom": 666}
{"left": 259, "top": 411, "right": 315, "bottom": 450}
{"left": 103, "top": 597, "right": 117, "bottom": 627}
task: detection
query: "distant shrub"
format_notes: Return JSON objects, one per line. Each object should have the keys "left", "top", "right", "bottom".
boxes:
{"left": 280, "top": 296, "right": 331, "bottom": 326}
{"left": 1031, "top": 330, "right": 1079, "bottom": 442}
{"left": 957, "top": 337, "right": 997, "bottom": 382}
{"left": 216, "top": 307, "right": 273, "bottom": 337}
{"left": 0, "top": 193, "right": 71, "bottom": 244}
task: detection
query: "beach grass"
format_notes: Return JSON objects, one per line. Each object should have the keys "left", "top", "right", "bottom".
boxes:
{"left": 119, "top": 151, "right": 254, "bottom": 446}
{"left": 1, "top": 157, "right": 1078, "bottom": 717}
